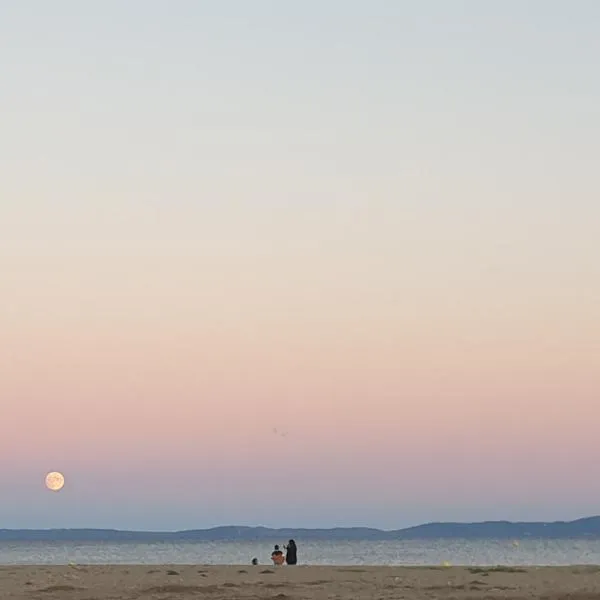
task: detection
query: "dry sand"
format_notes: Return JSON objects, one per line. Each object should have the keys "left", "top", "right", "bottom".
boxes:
{"left": 2, "top": 564, "right": 600, "bottom": 599}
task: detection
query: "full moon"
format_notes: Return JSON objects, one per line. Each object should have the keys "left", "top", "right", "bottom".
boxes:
{"left": 45, "top": 472, "right": 65, "bottom": 492}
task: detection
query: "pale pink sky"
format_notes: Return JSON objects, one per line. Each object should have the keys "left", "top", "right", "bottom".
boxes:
{"left": 1, "top": 1, "right": 599, "bottom": 529}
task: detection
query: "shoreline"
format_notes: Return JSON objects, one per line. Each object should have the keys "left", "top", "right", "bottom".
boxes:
{"left": 3, "top": 564, "right": 600, "bottom": 599}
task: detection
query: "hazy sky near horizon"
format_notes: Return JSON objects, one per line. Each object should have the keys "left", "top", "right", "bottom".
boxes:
{"left": 1, "top": 1, "right": 599, "bottom": 530}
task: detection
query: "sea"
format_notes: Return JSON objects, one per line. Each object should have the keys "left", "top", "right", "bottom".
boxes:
{"left": 1, "top": 539, "right": 600, "bottom": 566}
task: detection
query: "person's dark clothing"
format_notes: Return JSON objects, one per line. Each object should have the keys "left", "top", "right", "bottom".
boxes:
{"left": 285, "top": 540, "right": 297, "bottom": 565}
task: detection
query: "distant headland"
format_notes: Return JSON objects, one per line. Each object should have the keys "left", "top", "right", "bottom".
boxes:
{"left": 2, "top": 516, "right": 600, "bottom": 541}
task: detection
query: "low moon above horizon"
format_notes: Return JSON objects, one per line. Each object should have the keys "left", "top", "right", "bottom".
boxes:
{"left": 45, "top": 471, "right": 65, "bottom": 492}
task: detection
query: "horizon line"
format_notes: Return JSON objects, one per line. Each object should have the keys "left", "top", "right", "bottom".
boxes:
{"left": 3, "top": 515, "right": 599, "bottom": 533}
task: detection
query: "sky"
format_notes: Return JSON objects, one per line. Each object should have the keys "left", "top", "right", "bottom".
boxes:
{"left": 1, "top": 0, "right": 599, "bottom": 531}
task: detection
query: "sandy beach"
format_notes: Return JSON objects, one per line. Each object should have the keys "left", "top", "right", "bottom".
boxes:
{"left": 2, "top": 564, "right": 600, "bottom": 599}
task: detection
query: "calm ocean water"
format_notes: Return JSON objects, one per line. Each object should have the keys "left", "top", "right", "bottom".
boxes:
{"left": 1, "top": 539, "right": 600, "bottom": 566}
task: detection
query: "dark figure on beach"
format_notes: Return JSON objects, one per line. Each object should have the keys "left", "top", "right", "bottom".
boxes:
{"left": 251, "top": 558, "right": 258, "bottom": 565}
{"left": 284, "top": 539, "right": 297, "bottom": 565}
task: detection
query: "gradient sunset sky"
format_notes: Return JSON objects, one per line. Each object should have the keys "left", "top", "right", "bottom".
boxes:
{"left": 2, "top": 1, "right": 599, "bottom": 531}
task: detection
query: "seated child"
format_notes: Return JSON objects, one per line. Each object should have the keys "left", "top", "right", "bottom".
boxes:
{"left": 271, "top": 544, "right": 285, "bottom": 565}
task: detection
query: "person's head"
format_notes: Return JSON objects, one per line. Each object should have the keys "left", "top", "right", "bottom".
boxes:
{"left": 251, "top": 558, "right": 258, "bottom": 565}
{"left": 288, "top": 539, "right": 296, "bottom": 546}
{"left": 274, "top": 544, "right": 279, "bottom": 550}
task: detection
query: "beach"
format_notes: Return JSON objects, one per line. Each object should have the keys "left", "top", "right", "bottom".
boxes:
{"left": 2, "top": 564, "right": 600, "bottom": 599}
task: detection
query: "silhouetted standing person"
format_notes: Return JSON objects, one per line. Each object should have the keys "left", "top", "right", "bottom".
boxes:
{"left": 285, "top": 539, "right": 297, "bottom": 565}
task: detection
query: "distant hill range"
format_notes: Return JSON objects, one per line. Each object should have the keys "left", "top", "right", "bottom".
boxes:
{"left": 2, "top": 517, "right": 600, "bottom": 541}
